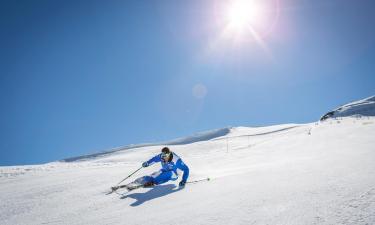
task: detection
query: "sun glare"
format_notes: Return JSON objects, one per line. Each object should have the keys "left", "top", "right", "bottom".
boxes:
{"left": 226, "top": 0, "right": 263, "bottom": 31}
{"left": 207, "top": 0, "right": 279, "bottom": 58}
{"left": 211, "top": 0, "right": 279, "bottom": 51}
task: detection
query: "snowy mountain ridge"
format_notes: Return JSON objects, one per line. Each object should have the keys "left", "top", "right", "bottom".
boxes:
{"left": 320, "top": 95, "right": 375, "bottom": 120}
{"left": 64, "top": 95, "right": 375, "bottom": 163}
{"left": 62, "top": 127, "right": 231, "bottom": 162}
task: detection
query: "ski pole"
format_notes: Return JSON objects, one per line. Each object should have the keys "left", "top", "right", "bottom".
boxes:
{"left": 186, "top": 177, "right": 210, "bottom": 184}
{"left": 116, "top": 166, "right": 143, "bottom": 186}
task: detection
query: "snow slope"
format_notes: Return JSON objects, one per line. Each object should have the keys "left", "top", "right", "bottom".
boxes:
{"left": 1, "top": 117, "right": 375, "bottom": 225}
{"left": 320, "top": 96, "right": 375, "bottom": 120}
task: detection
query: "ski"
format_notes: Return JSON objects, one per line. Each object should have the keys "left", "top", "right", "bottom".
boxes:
{"left": 106, "top": 178, "right": 210, "bottom": 195}
{"left": 106, "top": 183, "right": 145, "bottom": 195}
{"left": 106, "top": 189, "right": 116, "bottom": 195}
{"left": 105, "top": 186, "right": 120, "bottom": 195}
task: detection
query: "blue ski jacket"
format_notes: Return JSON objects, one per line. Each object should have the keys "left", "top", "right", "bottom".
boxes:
{"left": 146, "top": 152, "right": 189, "bottom": 182}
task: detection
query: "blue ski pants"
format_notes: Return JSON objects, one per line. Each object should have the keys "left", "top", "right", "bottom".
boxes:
{"left": 142, "top": 170, "right": 178, "bottom": 185}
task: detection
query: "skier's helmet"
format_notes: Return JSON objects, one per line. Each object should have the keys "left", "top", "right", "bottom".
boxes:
{"left": 161, "top": 147, "right": 171, "bottom": 161}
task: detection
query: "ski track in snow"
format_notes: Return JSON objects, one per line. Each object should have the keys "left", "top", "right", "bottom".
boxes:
{"left": 1, "top": 117, "right": 375, "bottom": 225}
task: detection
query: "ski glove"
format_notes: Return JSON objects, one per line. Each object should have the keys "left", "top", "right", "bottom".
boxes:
{"left": 142, "top": 162, "right": 149, "bottom": 167}
{"left": 179, "top": 180, "right": 186, "bottom": 187}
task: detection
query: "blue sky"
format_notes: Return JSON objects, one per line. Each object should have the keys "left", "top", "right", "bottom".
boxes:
{"left": 1, "top": 0, "right": 374, "bottom": 166}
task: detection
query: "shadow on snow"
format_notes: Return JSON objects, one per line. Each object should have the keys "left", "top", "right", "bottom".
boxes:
{"left": 122, "top": 184, "right": 182, "bottom": 206}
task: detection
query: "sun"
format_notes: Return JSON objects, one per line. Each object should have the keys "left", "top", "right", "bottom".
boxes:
{"left": 208, "top": 0, "right": 280, "bottom": 56}
{"left": 226, "top": 0, "right": 264, "bottom": 31}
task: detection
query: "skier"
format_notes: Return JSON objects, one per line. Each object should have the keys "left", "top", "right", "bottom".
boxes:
{"left": 111, "top": 147, "right": 189, "bottom": 192}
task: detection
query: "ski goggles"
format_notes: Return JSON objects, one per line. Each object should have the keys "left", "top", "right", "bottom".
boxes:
{"left": 161, "top": 152, "right": 171, "bottom": 159}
